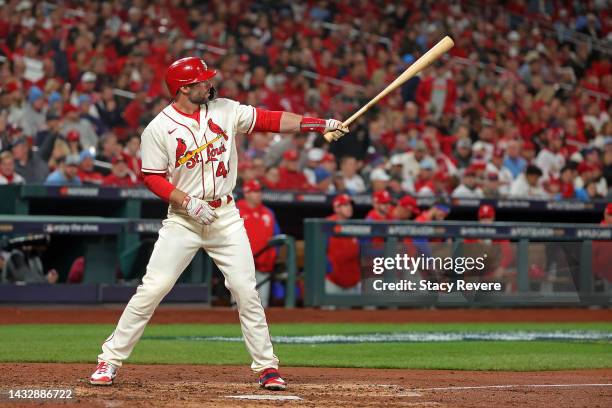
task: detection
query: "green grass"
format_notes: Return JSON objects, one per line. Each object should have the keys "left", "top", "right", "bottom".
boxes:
{"left": 0, "top": 323, "right": 611, "bottom": 371}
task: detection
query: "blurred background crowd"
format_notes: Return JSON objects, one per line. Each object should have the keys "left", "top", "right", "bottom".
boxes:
{"left": 0, "top": 0, "right": 611, "bottom": 202}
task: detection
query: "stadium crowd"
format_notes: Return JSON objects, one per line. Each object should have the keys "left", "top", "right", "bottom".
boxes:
{"left": 0, "top": 0, "right": 611, "bottom": 204}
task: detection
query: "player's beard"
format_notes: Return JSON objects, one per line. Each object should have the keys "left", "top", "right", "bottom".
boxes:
{"left": 187, "top": 91, "right": 209, "bottom": 105}
{"left": 187, "top": 87, "right": 216, "bottom": 105}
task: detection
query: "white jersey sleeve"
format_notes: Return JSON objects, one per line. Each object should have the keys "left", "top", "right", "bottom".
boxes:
{"left": 140, "top": 125, "right": 168, "bottom": 174}
{"left": 235, "top": 103, "right": 257, "bottom": 135}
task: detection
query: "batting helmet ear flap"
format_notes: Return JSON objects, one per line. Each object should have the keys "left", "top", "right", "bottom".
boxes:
{"left": 208, "top": 86, "right": 216, "bottom": 101}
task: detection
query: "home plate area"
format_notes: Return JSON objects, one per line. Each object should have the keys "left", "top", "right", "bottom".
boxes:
{"left": 2, "top": 364, "right": 611, "bottom": 407}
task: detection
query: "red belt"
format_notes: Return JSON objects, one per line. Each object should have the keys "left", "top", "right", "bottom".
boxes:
{"left": 207, "top": 195, "right": 233, "bottom": 208}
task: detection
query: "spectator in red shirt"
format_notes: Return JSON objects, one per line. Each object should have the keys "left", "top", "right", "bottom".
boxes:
{"left": 102, "top": 156, "right": 137, "bottom": 187}
{"left": 414, "top": 158, "right": 437, "bottom": 196}
{"left": 262, "top": 166, "right": 280, "bottom": 189}
{"left": 366, "top": 190, "right": 394, "bottom": 221}
{"left": 122, "top": 90, "right": 147, "bottom": 131}
{"left": 0, "top": 151, "right": 25, "bottom": 185}
{"left": 77, "top": 151, "right": 104, "bottom": 185}
{"left": 415, "top": 61, "right": 457, "bottom": 119}
{"left": 465, "top": 205, "right": 515, "bottom": 288}
{"left": 601, "top": 203, "right": 612, "bottom": 226}
{"left": 415, "top": 203, "right": 450, "bottom": 223}
{"left": 237, "top": 180, "right": 281, "bottom": 307}
{"left": 521, "top": 141, "right": 537, "bottom": 164}
{"left": 122, "top": 134, "right": 142, "bottom": 179}
{"left": 391, "top": 195, "right": 420, "bottom": 221}
{"left": 66, "top": 130, "right": 82, "bottom": 156}
{"left": 366, "top": 190, "right": 395, "bottom": 246}
{"left": 275, "top": 150, "right": 313, "bottom": 191}
{"left": 325, "top": 194, "right": 361, "bottom": 295}
{"left": 593, "top": 203, "right": 612, "bottom": 285}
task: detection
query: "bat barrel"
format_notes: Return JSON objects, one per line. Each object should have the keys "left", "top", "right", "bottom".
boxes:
{"left": 323, "top": 36, "right": 455, "bottom": 143}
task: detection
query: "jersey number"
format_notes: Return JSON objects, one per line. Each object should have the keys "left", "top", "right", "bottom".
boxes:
{"left": 215, "top": 161, "right": 228, "bottom": 178}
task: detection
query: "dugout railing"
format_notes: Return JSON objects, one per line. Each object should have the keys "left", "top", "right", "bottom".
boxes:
{"left": 304, "top": 219, "right": 612, "bottom": 308}
{"left": 0, "top": 215, "right": 298, "bottom": 306}
{"left": 0, "top": 215, "right": 211, "bottom": 303}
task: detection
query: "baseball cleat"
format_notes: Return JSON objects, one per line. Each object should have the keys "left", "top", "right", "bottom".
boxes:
{"left": 89, "top": 361, "right": 117, "bottom": 386}
{"left": 258, "top": 368, "right": 287, "bottom": 391}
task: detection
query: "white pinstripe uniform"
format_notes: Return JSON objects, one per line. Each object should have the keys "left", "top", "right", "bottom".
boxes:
{"left": 98, "top": 98, "right": 279, "bottom": 372}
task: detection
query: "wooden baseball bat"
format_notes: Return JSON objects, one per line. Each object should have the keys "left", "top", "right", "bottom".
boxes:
{"left": 324, "top": 35, "right": 455, "bottom": 142}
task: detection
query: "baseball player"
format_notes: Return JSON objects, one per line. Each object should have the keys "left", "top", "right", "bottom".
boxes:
{"left": 89, "top": 57, "right": 348, "bottom": 390}
{"left": 325, "top": 194, "right": 361, "bottom": 294}
{"left": 366, "top": 190, "right": 394, "bottom": 221}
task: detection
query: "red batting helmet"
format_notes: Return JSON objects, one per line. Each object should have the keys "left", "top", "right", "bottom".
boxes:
{"left": 165, "top": 57, "right": 217, "bottom": 96}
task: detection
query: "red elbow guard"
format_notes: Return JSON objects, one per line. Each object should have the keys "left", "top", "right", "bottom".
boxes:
{"left": 253, "top": 108, "right": 282, "bottom": 132}
{"left": 143, "top": 173, "right": 175, "bottom": 202}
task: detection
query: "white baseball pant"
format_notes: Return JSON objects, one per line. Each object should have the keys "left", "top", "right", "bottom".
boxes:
{"left": 98, "top": 200, "right": 279, "bottom": 372}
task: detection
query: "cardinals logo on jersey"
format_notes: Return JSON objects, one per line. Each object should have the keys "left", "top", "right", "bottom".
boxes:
{"left": 207, "top": 118, "right": 229, "bottom": 141}
{"left": 175, "top": 138, "right": 188, "bottom": 167}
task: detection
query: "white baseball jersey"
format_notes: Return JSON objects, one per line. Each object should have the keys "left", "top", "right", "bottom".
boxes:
{"left": 97, "top": 98, "right": 280, "bottom": 377}
{"left": 141, "top": 98, "right": 256, "bottom": 208}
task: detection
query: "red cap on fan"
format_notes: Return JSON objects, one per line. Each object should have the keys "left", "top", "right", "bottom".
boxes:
{"left": 577, "top": 162, "right": 593, "bottom": 174}
{"left": 464, "top": 166, "right": 478, "bottom": 177}
{"left": 333, "top": 194, "right": 352, "bottom": 207}
{"left": 63, "top": 104, "right": 78, "bottom": 115}
{"left": 243, "top": 179, "right": 262, "bottom": 193}
{"left": 434, "top": 170, "right": 449, "bottom": 181}
{"left": 478, "top": 204, "right": 495, "bottom": 220}
{"left": 111, "top": 155, "right": 126, "bottom": 165}
{"left": 6, "top": 81, "right": 20, "bottom": 93}
{"left": 322, "top": 152, "right": 335, "bottom": 162}
{"left": 66, "top": 130, "right": 80, "bottom": 142}
{"left": 282, "top": 150, "right": 299, "bottom": 161}
{"left": 373, "top": 190, "right": 392, "bottom": 205}
{"left": 398, "top": 195, "right": 420, "bottom": 214}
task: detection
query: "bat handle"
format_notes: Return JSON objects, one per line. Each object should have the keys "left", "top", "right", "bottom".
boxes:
{"left": 323, "top": 131, "right": 337, "bottom": 143}
{"left": 323, "top": 120, "right": 352, "bottom": 143}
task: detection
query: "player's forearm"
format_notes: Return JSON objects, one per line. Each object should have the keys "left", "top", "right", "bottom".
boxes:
{"left": 143, "top": 173, "right": 187, "bottom": 206}
{"left": 281, "top": 112, "right": 329, "bottom": 134}
{"left": 169, "top": 188, "right": 188, "bottom": 208}
{"left": 254, "top": 109, "right": 347, "bottom": 138}
{"left": 154, "top": 182, "right": 190, "bottom": 209}
{"left": 279, "top": 112, "right": 302, "bottom": 133}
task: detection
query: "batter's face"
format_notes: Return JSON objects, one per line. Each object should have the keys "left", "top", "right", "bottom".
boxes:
{"left": 182, "top": 80, "right": 214, "bottom": 104}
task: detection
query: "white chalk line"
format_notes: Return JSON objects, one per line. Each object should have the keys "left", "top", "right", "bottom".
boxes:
{"left": 414, "top": 383, "right": 612, "bottom": 391}
{"left": 225, "top": 394, "right": 303, "bottom": 401}
{"left": 145, "top": 330, "right": 612, "bottom": 344}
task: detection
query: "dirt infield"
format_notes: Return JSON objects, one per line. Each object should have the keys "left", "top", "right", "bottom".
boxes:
{"left": 1, "top": 363, "right": 611, "bottom": 407}
{"left": 2, "top": 307, "right": 611, "bottom": 406}
{"left": 1, "top": 306, "right": 611, "bottom": 324}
